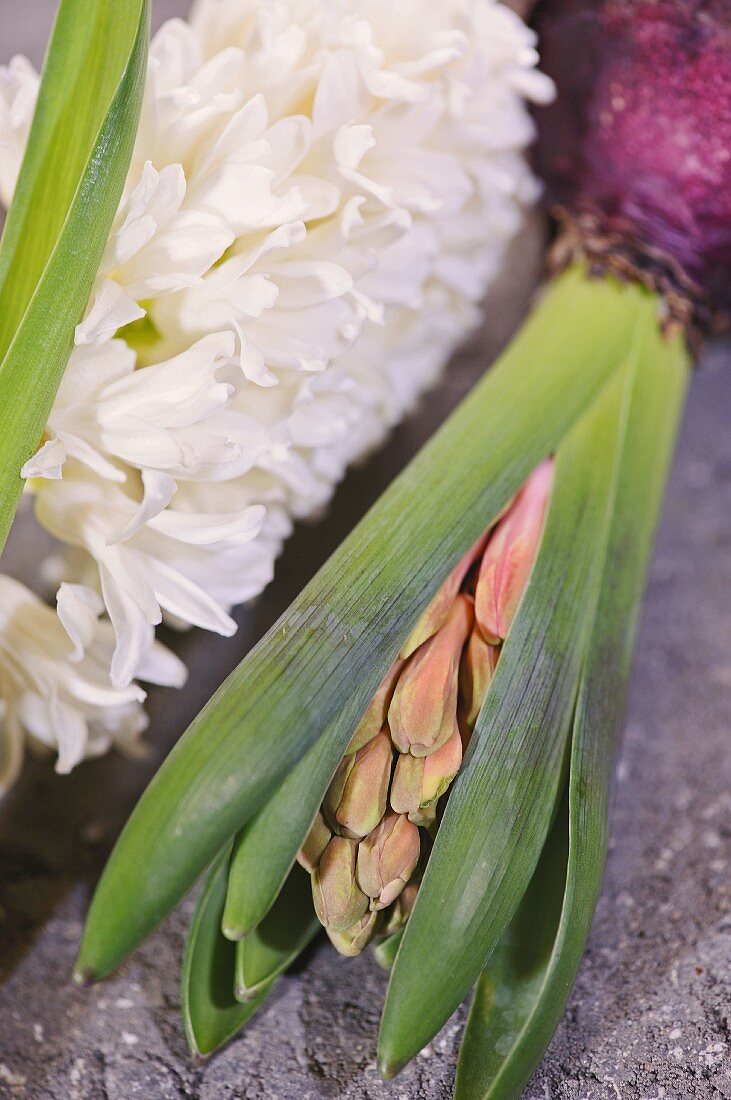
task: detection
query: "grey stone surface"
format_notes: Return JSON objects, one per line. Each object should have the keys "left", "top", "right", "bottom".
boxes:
{"left": 0, "top": 4, "right": 729, "bottom": 1099}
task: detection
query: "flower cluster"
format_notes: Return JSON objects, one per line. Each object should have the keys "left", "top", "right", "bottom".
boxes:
{"left": 298, "top": 460, "right": 554, "bottom": 955}
{"left": 0, "top": 0, "right": 552, "bottom": 783}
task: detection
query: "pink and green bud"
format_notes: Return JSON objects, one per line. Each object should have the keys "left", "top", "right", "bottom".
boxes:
{"left": 400, "top": 534, "right": 487, "bottom": 660}
{"left": 296, "top": 811, "right": 332, "bottom": 873}
{"left": 347, "top": 660, "right": 404, "bottom": 753}
{"left": 475, "top": 460, "right": 554, "bottom": 642}
{"left": 390, "top": 725, "right": 462, "bottom": 816}
{"left": 459, "top": 629, "right": 500, "bottom": 729}
{"left": 357, "top": 812, "right": 421, "bottom": 910}
{"left": 384, "top": 883, "right": 419, "bottom": 936}
{"left": 408, "top": 803, "right": 437, "bottom": 828}
{"left": 312, "top": 837, "right": 369, "bottom": 932}
{"left": 327, "top": 908, "right": 381, "bottom": 957}
{"left": 323, "top": 730, "right": 393, "bottom": 839}
{"left": 388, "top": 595, "right": 472, "bottom": 757}
{"left": 421, "top": 727, "right": 462, "bottom": 804}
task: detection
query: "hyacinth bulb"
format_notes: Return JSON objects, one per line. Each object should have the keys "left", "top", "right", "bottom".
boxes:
{"left": 535, "top": 0, "right": 731, "bottom": 316}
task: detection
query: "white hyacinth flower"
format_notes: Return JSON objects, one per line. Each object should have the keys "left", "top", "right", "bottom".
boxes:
{"left": 0, "top": 575, "right": 185, "bottom": 792}
{"left": 0, "top": 0, "right": 553, "bottom": 780}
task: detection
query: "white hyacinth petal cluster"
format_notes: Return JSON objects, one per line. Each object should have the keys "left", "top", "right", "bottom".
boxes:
{"left": 0, "top": 0, "right": 552, "bottom": 785}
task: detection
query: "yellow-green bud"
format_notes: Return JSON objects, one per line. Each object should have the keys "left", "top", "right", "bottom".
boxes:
{"left": 296, "top": 811, "right": 332, "bottom": 873}
{"left": 327, "top": 908, "right": 381, "bottom": 957}
{"left": 384, "top": 883, "right": 419, "bottom": 936}
{"left": 390, "top": 724, "right": 462, "bottom": 816}
{"left": 389, "top": 595, "right": 472, "bottom": 757}
{"left": 347, "top": 660, "right": 404, "bottom": 753}
{"left": 459, "top": 629, "right": 499, "bottom": 729}
{"left": 312, "top": 837, "right": 369, "bottom": 931}
{"left": 400, "top": 534, "right": 487, "bottom": 659}
{"left": 324, "top": 730, "right": 393, "bottom": 839}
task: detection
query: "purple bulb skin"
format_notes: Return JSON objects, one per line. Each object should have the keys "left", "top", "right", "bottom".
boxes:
{"left": 535, "top": 0, "right": 731, "bottom": 317}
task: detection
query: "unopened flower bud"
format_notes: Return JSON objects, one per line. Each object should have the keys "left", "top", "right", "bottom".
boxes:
{"left": 390, "top": 725, "right": 462, "bottom": 817}
{"left": 408, "top": 803, "right": 437, "bottom": 828}
{"left": 347, "top": 660, "right": 404, "bottom": 753}
{"left": 327, "top": 908, "right": 381, "bottom": 957}
{"left": 296, "top": 811, "right": 332, "bottom": 873}
{"left": 312, "top": 837, "right": 369, "bottom": 931}
{"left": 459, "top": 629, "right": 500, "bottom": 728}
{"left": 384, "top": 883, "right": 419, "bottom": 936}
{"left": 324, "top": 730, "right": 393, "bottom": 839}
{"left": 475, "top": 460, "right": 554, "bottom": 642}
{"left": 400, "top": 535, "right": 487, "bottom": 659}
{"left": 357, "top": 813, "right": 421, "bottom": 910}
{"left": 388, "top": 595, "right": 472, "bottom": 757}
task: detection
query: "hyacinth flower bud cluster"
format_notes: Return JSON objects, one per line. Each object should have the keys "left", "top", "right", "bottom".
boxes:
{"left": 298, "top": 460, "right": 554, "bottom": 955}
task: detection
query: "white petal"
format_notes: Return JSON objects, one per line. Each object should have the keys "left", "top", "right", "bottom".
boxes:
{"left": 149, "top": 503, "right": 265, "bottom": 546}
{"left": 21, "top": 437, "right": 66, "bottom": 480}
{"left": 135, "top": 640, "right": 187, "bottom": 689}
{"left": 144, "top": 556, "right": 237, "bottom": 636}
{"left": 112, "top": 470, "right": 177, "bottom": 544}
{"left": 56, "top": 583, "right": 104, "bottom": 662}
{"left": 75, "top": 280, "right": 144, "bottom": 347}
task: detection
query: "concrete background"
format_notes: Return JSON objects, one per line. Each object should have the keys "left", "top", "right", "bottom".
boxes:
{"left": 0, "top": 3, "right": 729, "bottom": 1098}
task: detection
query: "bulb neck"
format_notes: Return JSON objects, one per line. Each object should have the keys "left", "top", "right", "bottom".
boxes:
{"left": 547, "top": 207, "right": 721, "bottom": 358}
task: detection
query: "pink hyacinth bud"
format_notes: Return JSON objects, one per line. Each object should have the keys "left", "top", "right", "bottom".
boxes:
{"left": 357, "top": 813, "right": 421, "bottom": 910}
{"left": 388, "top": 595, "right": 472, "bottom": 757}
{"left": 474, "top": 460, "right": 554, "bottom": 642}
{"left": 347, "top": 660, "right": 404, "bottom": 753}
{"left": 323, "top": 729, "right": 393, "bottom": 840}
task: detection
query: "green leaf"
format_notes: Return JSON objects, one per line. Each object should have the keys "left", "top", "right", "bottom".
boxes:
{"left": 454, "top": 317, "right": 689, "bottom": 1100}
{"left": 0, "top": 0, "right": 149, "bottom": 551}
{"left": 234, "top": 865, "right": 320, "bottom": 1000}
{"left": 455, "top": 797, "right": 569, "bottom": 1099}
{"left": 223, "top": 714, "right": 347, "bottom": 940}
{"left": 76, "top": 269, "right": 650, "bottom": 984}
{"left": 377, "top": 313, "right": 652, "bottom": 1074}
{"left": 181, "top": 848, "right": 274, "bottom": 1061}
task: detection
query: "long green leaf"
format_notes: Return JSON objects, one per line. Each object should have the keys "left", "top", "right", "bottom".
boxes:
{"left": 76, "top": 270, "right": 650, "bottom": 984}
{"left": 223, "top": 716, "right": 347, "bottom": 940}
{"left": 454, "top": 318, "right": 689, "bottom": 1099}
{"left": 234, "top": 865, "right": 320, "bottom": 1000}
{"left": 455, "top": 799, "right": 570, "bottom": 1099}
{"left": 377, "top": 316, "right": 648, "bottom": 1074}
{"left": 181, "top": 848, "right": 274, "bottom": 1062}
{"left": 0, "top": 0, "right": 149, "bottom": 550}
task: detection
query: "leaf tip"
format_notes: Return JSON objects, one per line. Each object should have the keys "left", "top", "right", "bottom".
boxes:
{"left": 233, "top": 984, "right": 256, "bottom": 1003}
{"left": 221, "top": 922, "right": 246, "bottom": 942}
{"left": 72, "top": 964, "right": 97, "bottom": 988}
{"left": 377, "top": 1050, "right": 405, "bottom": 1080}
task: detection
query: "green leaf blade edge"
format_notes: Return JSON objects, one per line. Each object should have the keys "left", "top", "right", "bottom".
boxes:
{"left": 233, "top": 865, "right": 320, "bottom": 1000}
{"left": 181, "top": 847, "right": 274, "bottom": 1062}
{"left": 0, "top": 0, "right": 150, "bottom": 551}
{"left": 223, "top": 716, "right": 346, "bottom": 940}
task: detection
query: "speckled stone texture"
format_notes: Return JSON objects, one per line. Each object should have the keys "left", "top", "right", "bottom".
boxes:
{"left": 0, "top": 3, "right": 729, "bottom": 1098}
